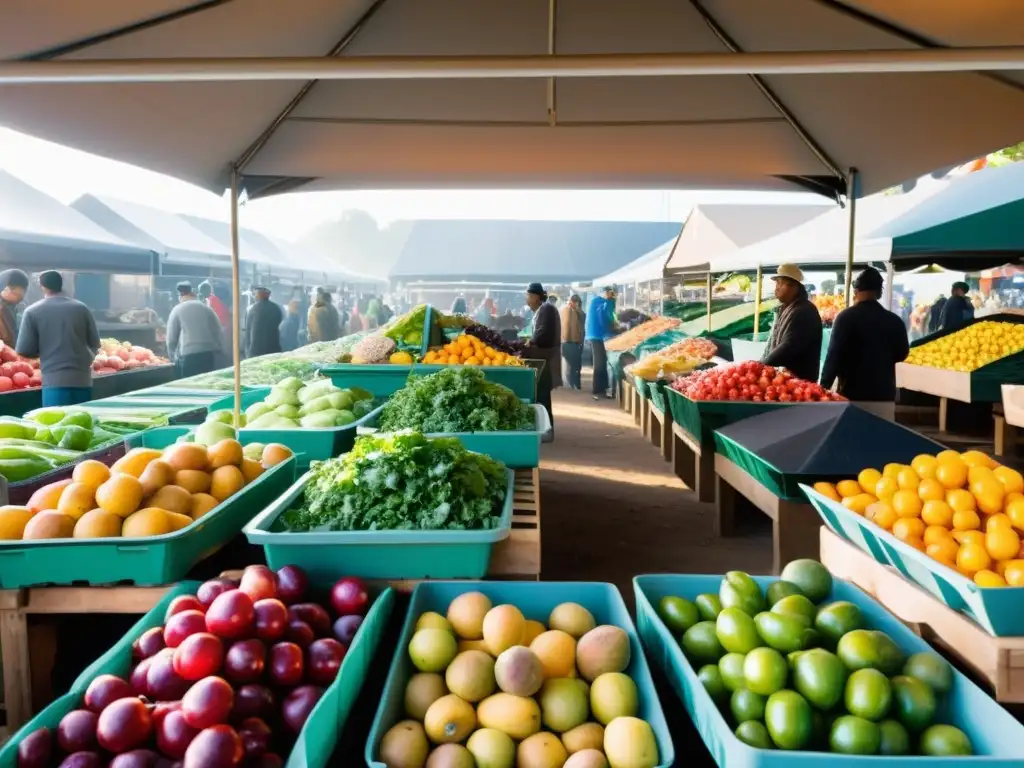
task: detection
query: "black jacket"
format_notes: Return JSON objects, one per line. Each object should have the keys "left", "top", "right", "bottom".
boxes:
{"left": 820, "top": 300, "right": 910, "bottom": 402}
{"left": 244, "top": 299, "right": 283, "bottom": 358}
{"left": 940, "top": 295, "right": 974, "bottom": 332}
{"left": 279, "top": 312, "right": 300, "bottom": 352}
{"left": 762, "top": 295, "right": 823, "bottom": 382}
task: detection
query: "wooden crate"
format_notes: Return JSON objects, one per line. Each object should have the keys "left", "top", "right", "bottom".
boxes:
{"left": 648, "top": 403, "right": 672, "bottom": 463}
{"left": 820, "top": 526, "right": 1024, "bottom": 703}
{"left": 671, "top": 423, "right": 715, "bottom": 503}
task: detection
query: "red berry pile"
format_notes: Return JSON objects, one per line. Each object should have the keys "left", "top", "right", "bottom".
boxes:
{"left": 671, "top": 361, "right": 845, "bottom": 403}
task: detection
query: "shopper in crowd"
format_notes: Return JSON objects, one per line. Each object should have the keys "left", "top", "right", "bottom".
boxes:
{"left": 376, "top": 296, "right": 393, "bottom": 326}
{"left": 307, "top": 287, "right": 341, "bottom": 343}
{"left": 16, "top": 270, "right": 100, "bottom": 407}
{"left": 450, "top": 295, "right": 468, "bottom": 316}
{"left": 0, "top": 268, "right": 29, "bottom": 347}
{"left": 243, "top": 286, "right": 283, "bottom": 358}
{"left": 762, "top": 264, "right": 823, "bottom": 382}
{"left": 560, "top": 294, "right": 585, "bottom": 390}
{"left": 585, "top": 286, "right": 616, "bottom": 400}
{"left": 198, "top": 281, "right": 230, "bottom": 331}
{"left": 279, "top": 300, "right": 302, "bottom": 351}
{"left": 940, "top": 281, "right": 975, "bottom": 331}
{"left": 166, "top": 281, "right": 224, "bottom": 378}
{"left": 524, "top": 283, "right": 560, "bottom": 442}
{"left": 820, "top": 267, "right": 909, "bottom": 421}
{"left": 927, "top": 294, "right": 947, "bottom": 333}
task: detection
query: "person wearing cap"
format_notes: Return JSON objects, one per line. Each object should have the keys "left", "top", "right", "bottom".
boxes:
{"left": 16, "top": 271, "right": 100, "bottom": 407}
{"left": 0, "top": 268, "right": 28, "bottom": 347}
{"left": 820, "top": 268, "right": 910, "bottom": 420}
{"left": 244, "top": 286, "right": 283, "bottom": 358}
{"left": 762, "top": 264, "right": 823, "bottom": 382}
{"left": 939, "top": 280, "right": 975, "bottom": 332}
{"left": 166, "top": 281, "right": 224, "bottom": 378}
{"left": 585, "top": 287, "right": 617, "bottom": 400}
{"left": 524, "top": 282, "right": 561, "bottom": 441}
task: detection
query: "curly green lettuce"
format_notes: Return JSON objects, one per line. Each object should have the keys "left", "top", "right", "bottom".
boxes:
{"left": 282, "top": 431, "right": 508, "bottom": 532}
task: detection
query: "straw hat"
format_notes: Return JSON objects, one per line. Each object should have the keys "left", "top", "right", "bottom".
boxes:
{"left": 771, "top": 264, "right": 805, "bottom": 285}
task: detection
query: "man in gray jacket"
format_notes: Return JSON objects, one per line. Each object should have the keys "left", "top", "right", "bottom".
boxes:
{"left": 166, "top": 281, "right": 224, "bottom": 378}
{"left": 17, "top": 270, "right": 100, "bottom": 407}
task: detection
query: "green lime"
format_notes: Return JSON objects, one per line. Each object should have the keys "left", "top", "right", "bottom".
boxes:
{"left": 920, "top": 724, "right": 973, "bottom": 756}
{"left": 771, "top": 595, "right": 816, "bottom": 627}
{"left": 814, "top": 601, "right": 863, "bottom": 647}
{"left": 730, "top": 688, "right": 767, "bottom": 723}
{"left": 735, "top": 720, "right": 773, "bottom": 749}
{"left": 658, "top": 595, "right": 700, "bottom": 635}
{"left": 720, "top": 572, "right": 766, "bottom": 617}
{"left": 754, "top": 611, "right": 809, "bottom": 653}
{"left": 695, "top": 593, "right": 723, "bottom": 621}
{"left": 682, "top": 620, "right": 725, "bottom": 664}
{"left": 844, "top": 668, "right": 892, "bottom": 721}
{"left": 871, "top": 631, "right": 905, "bottom": 676}
{"left": 780, "top": 559, "right": 833, "bottom": 603}
{"left": 792, "top": 648, "right": 846, "bottom": 710}
{"left": 891, "top": 675, "right": 936, "bottom": 732}
{"left": 878, "top": 719, "right": 911, "bottom": 755}
{"left": 719, "top": 652, "right": 747, "bottom": 692}
{"left": 716, "top": 607, "right": 761, "bottom": 654}
{"left": 836, "top": 629, "right": 878, "bottom": 671}
{"left": 903, "top": 652, "right": 953, "bottom": 695}
{"left": 767, "top": 580, "right": 805, "bottom": 606}
{"left": 829, "top": 714, "right": 881, "bottom": 755}
{"left": 698, "top": 663, "right": 728, "bottom": 703}
{"left": 743, "top": 647, "right": 788, "bottom": 696}
{"left": 764, "top": 690, "right": 814, "bottom": 750}
{"left": 787, "top": 650, "right": 804, "bottom": 671}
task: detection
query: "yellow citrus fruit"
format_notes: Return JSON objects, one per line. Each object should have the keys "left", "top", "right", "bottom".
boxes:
{"left": 974, "top": 569, "right": 1007, "bottom": 587}
{"left": 868, "top": 503, "right": 898, "bottom": 531}
{"left": 946, "top": 489, "right": 977, "bottom": 514}
{"left": 962, "top": 450, "right": 998, "bottom": 469}
{"left": 874, "top": 477, "right": 899, "bottom": 501}
{"left": 904, "top": 536, "right": 926, "bottom": 552}
{"left": 917, "top": 479, "right": 945, "bottom": 502}
{"left": 994, "top": 466, "right": 1024, "bottom": 495}
{"left": 986, "top": 526, "right": 1021, "bottom": 561}
{"left": 891, "top": 490, "right": 923, "bottom": 519}
{"left": 896, "top": 468, "right": 920, "bottom": 491}
{"left": 956, "top": 541, "right": 991, "bottom": 574}
{"left": 812, "top": 482, "right": 841, "bottom": 502}
{"left": 986, "top": 513, "right": 1013, "bottom": 532}
{"left": 972, "top": 477, "right": 1005, "bottom": 515}
{"left": 1006, "top": 496, "right": 1024, "bottom": 531}
{"left": 1003, "top": 560, "right": 1024, "bottom": 586}
{"left": 882, "top": 463, "right": 905, "bottom": 479}
{"left": 836, "top": 480, "right": 862, "bottom": 499}
{"left": 927, "top": 539, "right": 959, "bottom": 566}
{"left": 911, "top": 454, "right": 938, "bottom": 480}
{"left": 921, "top": 500, "right": 953, "bottom": 527}
{"left": 857, "top": 469, "right": 882, "bottom": 495}
{"left": 923, "top": 525, "right": 952, "bottom": 546}
{"left": 952, "top": 509, "right": 981, "bottom": 531}
{"left": 842, "top": 493, "right": 877, "bottom": 515}
{"left": 968, "top": 465, "right": 995, "bottom": 487}
{"left": 953, "top": 529, "right": 985, "bottom": 546}
{"left": 936, "top": 449, "right": 962, "bottom": 463}
{"left": 892, "top": 517, "right": 926, "bottom": 542}
{"left": 935, "top": 458, "right": 968, "bottom": 490}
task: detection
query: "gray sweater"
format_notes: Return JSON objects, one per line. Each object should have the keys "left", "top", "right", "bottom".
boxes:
{"left": 166, "top": 299, "right": 224, "bottom": 360}
{"left": 16, "top": 295, "right": 100, "bottom": 388}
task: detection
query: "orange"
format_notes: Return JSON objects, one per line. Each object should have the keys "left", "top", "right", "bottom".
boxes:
{"left": 911, "top": 454, "right": 939, "bottom": 480}
{"left": 1003, "top": 559, "right": 1024, "bottom": 586}
{"left": 891, "top": 490, "right": 923, "bottom": 519}
{"left": 961, "top": 450, "right": 998, "bottom": 469}
{"left": 952, "top": 509, "right": 981, "bottom": 531}
{"left": 972, "top": 477, "right": 1005, "bottom": 515}
{"left": 867, "top": 503, "right": 898, "bottom": 531}
{"left": 210, "top": 465, "right": 245, "bottom": 502}
{"left": 146, "top": 485, "right": 193, "bottom": 516}
{"left": 190, "top": 493, "right": 219, "bottom": 520}
{"left": 967, "top": 465, "right": 995, "bottom": 486}
{"left": 857, "top": 469, "right": 882, "bottom": 495}
{"left": 926, "top": 538, "right": 959, "bottom": 566}
{"left": 986, "top": 526, "right": 1021, "bottom": 561}
{"left": 812, "top": 482, "right": 841, "bottom": 502}
{"left": 924, "top": 525, "right": 952, "bottom": 545}
{"left": 836, "top": 479, "right": 862, "bottom": 499}
{"left": 994, "top": 466, "right": 1024, "bottom": 495}
{"left": 95, "top": 474, "right": 145, "bottom": 518}
{"left": 956, "top": 541, "right": 991, "bottom": 574}
{"left": 56, "top": 482, "right": 95, "bottom": 521}
{"left": 986, "top": 513, "right": 1013, "bottom": 532}
{"left": 1006, "top": 496, "right": 1024, "bottom": 531}
{"left": 1006, "top": 491, "right": 1024, "bottom": 508}
{"left": 917, "top": 479, "right": 945, "bottom": 503}
{"left": 947, "top": 489, "right": 977, "bottom": 514}
{"left": 208, "top": 439, "right": 244, "bottom": 469}
{"left": 892, "top": 517, "right": 925, "bottom": 542}
{"left": 842, "top": 493, "right": 877, "bottom": 515}
{"left": 921, "top": 500, "right": 953, "bottom": 527}
{"left": 72, "top": 460, "right": 111, "bottom": 491}
{"left": 935, "top": 449, "right": 962, "bottom": 463}
{"left": 974, "top": 569, "right": 1007, "bottom": 587}
{"left": 882, "top": 463, "right": 905, "bottom": 479}
{"left": 175, "top": 470, "right": 211, "bottom": 495}
{"left": 111, "top": 448, "right": 162, "bottom": 478}
{"left": 935, "top": 458, "right": 968, "bottom": 490}
{"left": 874, "top": 476, "right": 899, "bottom": 501}
{"left": 952, "top": 529, "right": 985, "bottom": 546}
{"left": 896, "top": 467, "right": 920, "bottom": 491}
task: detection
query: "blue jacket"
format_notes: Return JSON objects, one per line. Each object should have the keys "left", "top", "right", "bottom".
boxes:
{"left": 585, "top": 296, "right": 613, "bottom": 341}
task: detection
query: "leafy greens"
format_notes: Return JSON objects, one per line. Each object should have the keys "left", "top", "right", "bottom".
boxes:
{"left": 377, "top": 367, "right": 534, "bottom": 433}
{"left": 282, "top": 431, "right": 508, "bottom": 532}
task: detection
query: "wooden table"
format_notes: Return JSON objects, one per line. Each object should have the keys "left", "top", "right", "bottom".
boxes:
{"left": 0, "top": 469, "right": 543, "bottom": 732}
{"left": 620, "top": 380, "right": 634, "bottom": 415}
{"left": 821, "top": 527, "right": 1024, "bottom": 703}
{"left": 671, "top": 423, "right": 715, "bottom": 503}
{"left": 648, "top": 402, "right": 672, "bottom": 462}
{"left": 714, "top": 454, "right": 821, "bottom": 574}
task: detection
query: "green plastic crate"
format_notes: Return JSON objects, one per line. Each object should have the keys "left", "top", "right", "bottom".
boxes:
{"left": 244, "top": 469, "right": 515, "bottom": 580}
{"left": 365, "top": 580, "right": 675, "bottom": 768}
{"left": 0, "top": 428, "right": 297, "bottom": 588}
{"left": 650, "top": 379, "right": 670, "bottom": 415}
{"left": 665, "top": 387, "right": 793, "bottom": 447}
{"left": 634, "top": 573, "right": 1024, "bottom": 767}
{"left": 0, "top": 581, "right": 396, "bottom": 768}
{"left": 322, "top": 363, "right": 537, "bottom": 401}
{"left": 635, "top": 377, "right": 652, "bottom": 400}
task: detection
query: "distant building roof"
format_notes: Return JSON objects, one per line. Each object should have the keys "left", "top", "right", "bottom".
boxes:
{"left": 388, "top": 220, "right": 682, "bottom": 283}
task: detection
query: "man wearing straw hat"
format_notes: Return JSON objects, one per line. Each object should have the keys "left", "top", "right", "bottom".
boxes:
{"left": 762, "top": 264, "right": 823, "bottom": 383}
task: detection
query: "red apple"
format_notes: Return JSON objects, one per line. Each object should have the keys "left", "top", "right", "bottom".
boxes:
{"left": 58, "top": 753, "right": 103, "bottom": 768}
{"left": 166, "top": 595, "right": 204, "bottom": 619}
{"left": 223, "top": 639, "right": 266, "bottom": 684}
{"left": 281, "top": 686, "right": 324, "bottom": 734}
{"left": 156, "top": 710, "right": 200, "bottom": 759}
{"left": 267, "top": 643, "right": 303, "bottom": 687}
{"left": 330, "top": 577, "right": 369, "bottom": 616}
{"left": 147, "top": 649, "right": 190, "bottom": 701}
{"left": 333, "top": 615, "right": 363, "bottom": 645}
{"left": 196, "top": 579, "right": 235, "bottom": 609}
{"left": 181, "top": 677, "right": 234, "bottom": 730}
{"left": 130, "top": 658, "right": 153, "bottom": 697}
{"left": 287, "top": 604, "right": 330, "bottom": 637}
{"left": 97, "top": 697, "right": 152, "bottom": 753}
{"left": 57, "top": 709, "right": 99, "bottom": 753}
{"left": 110, "top": 750, "right": 162, "bottom": 768}
{"left": 306, "top": 638, "right": 346, "bottom": 686}
{"left": 84, "top": 674, "right": 133, "bottom": 713}
{"left": 173, "top": 632, "right": 225, "bottom": 681}
{"left": 253, "top": 599, "right": 288, "bottom": 642}
{"left": 238, "top": 718, "right": 270, "bottom": 759}
{"left": 133, "top": 627, "right": 166, "bottom": 660}
{"left": 285, "top": 619, "right": 314, "bottom": 648}
{"left": 274, "top": 565, "right": 308, "bottom": 605}
{"left": 205, "top": 591, "right": 255, "bottom": 640}
{"left": 238, "top": 566, "right": 277, "bottom": 603}
{"left": 182, "top": 725, "right": 243, "bottom": 768}
{"left": 230, "top": 685, "right": 274, "bottom": 722}
{"left": 17, "top": 727, "right": 52, "bottom": 768}
{"left": 164, "top": 610, "right": 208, "bottom": 648}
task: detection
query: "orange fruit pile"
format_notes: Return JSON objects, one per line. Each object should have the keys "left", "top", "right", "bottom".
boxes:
{"left": 814, "top": 449, "right": 1024, "bottom": 587}
{"left": 423, "top": 334, "right": 523, "bottom": 367}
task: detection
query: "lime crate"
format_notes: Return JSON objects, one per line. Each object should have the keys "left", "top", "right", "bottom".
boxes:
{"left": 0, "top": 581, "right": 396, "bottom": 768}
{"left": 321, "top": 363, "right": 537, "bottom": 401}
{"left": 244, "top": 469, "right": 515, "bottom": 581}
{"left": 365, "top": 580, "right": 675, "bottom": 768}
{"left": 634, "top": 573, "right": 1024, "bottom": 768}
{"left": 0, "top": 428, "right": 297, "bottom": 588}
{"left": 803, "top": 485, "right": 1024, "bottom": 637}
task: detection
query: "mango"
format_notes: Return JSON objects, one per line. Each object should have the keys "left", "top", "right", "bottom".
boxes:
{"left": 549, "top": 603, "right": 597, "bottom": 638}
{"left": 73, "top": 509, "right": 122, "bottom": 538}
{"left": 590, "top": 673, "right": 638, "bottom": 725}
{"left": 447, "top": 591, "right": 493, "bottom": 640}
{"left": 404, "top": 672, "right": 448, "bottom": 721}
{"left": 379, "top": 720, "right": 429, "bottom": 768}
{"left": 0, "top": 505, "right": 34, "bottom": 539}
{"left": 445, "top": 650, "right": 496, "bottom": 702}
{"left": 517, "top": 732, "right": 567, "bottom": 768}
{"left": 576, "top": 625, "right": 631, "bottom": 682}
{"left": 23, "top": 510, "right": 75, "bottom": 540}
{"left": 477, "top": 693, "right": 541, "bottom": 740}
{"left": 423, "top": 694, "right": 476, "bottom": 744}
{"left": 562, "top": 723, "right": 605, "bottom": 754}
{"left": 604, "top": 716, "right": 659, "bottom": 768}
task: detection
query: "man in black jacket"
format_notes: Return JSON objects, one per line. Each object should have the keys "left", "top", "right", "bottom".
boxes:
{"left": 762, "top": 264, "right": 823, "bottom": 382}
{"left": 243, "top": 286, "right": 283, "bottom": 359}
{"left": 940, "top": 281, "right": 975, "bottom": 332}
{"left": 525, "top": 282, "right": 560, "bottom": 442}
{"left": 820, "top": 267, "right": 910, "bottom": 421}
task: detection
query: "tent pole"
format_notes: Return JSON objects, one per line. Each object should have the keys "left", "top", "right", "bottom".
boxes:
{"left": 885, "top": 261, "right": 894, "bottom": 310}
{"left": 705, "top": 273, "right": 712, "bottom": 333}
{"left": 229, "top": 167, "right": 242, "bottom": 429}
{"left": 754, "top": 265, "right": 762, "bottom": 336}
{"left": 843, "top": 168, "right": 859, "bottom": 305}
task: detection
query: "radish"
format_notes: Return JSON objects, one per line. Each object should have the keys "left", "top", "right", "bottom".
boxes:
{"left": 11, "top": 372, "right": 28, "bottom": 388}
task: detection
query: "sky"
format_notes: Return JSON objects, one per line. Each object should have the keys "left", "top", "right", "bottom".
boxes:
{"left": 0, "top": 127, "right": 829, "bottom": 239}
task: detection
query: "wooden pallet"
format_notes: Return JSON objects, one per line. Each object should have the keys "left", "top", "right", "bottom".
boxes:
{"left": 820, "top": 526, "right": 1024, "bottom": 703}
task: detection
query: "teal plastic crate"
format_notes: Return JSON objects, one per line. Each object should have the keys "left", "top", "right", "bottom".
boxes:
{"left": 322, "top": 363, "right": 537, "bottom": 402}
{"left": 0, "top": 581, "right": 396, "bottom": 768}
{"left": 365, "top": 580, "right": 675, "bottom": 768}
{"left": 803, "top": 485, "right": 1024, "bottom": 637}
{"left": 244, "top": 468, "right": 515, "bottom": 580}
{"left": 634, "top": 573, "right": 1024, "bottom": 767}
{"left": 0, "top": 429, "right": 297, "bottom": 588}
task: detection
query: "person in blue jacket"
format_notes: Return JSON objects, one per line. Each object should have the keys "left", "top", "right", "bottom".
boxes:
{"left": 585, "top": 287, "right": 617, "bottom": 400}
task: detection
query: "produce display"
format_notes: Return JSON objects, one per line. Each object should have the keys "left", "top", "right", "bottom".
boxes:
{"left": 382, "top": 304, "right": 428, "bottom": 350}
{"left": 905, "top": 320, "right": 1024, "bottom": 372}
{"left": 671, "top": 361, "right": 845, "bottom": 403}
{"left": 438, "top": 313, "right": 475, "bottom": 330}
{"left": 659, "top": 559, "right": 971, "bottom": 756}
{"left": 0, "top": 438, "right": 292, "bottom": 541}
{"left": 177, "top": 358, "right": 325, "bottom": 392}
{"left": 379, "top": 593, "right": 660, "bottom": 767}
{"left": 605, "top": 317, "right": 680, "bottom": 352}
{"left": 282, "top": 432, "right": 507, "bottom": 533}
{"left": 812, "top": 295, "right": 845, "bottom": 326}
{"left": 0, "top": 341, "right": 40, "bottom": 391}
{"left": 14, "top": 564, "right": 372, "bottom": 767}
{"left": 377, "top": 368, "right": 534, "bottom": 434}
{"left": 422, "top": 333, "right": 525, "bottom": 367}
{"left": 208, "top": 378, "right": 377, "bottom": 431}
{"left": 350, "top": 335, "right": 397, "bottom": 364}
{"left": 626, "top": 337, "right": 718, "bottom": 382}
{"left": 814, "top": 449, "right": 1024, "bottom": 587}
{"left": 93, "top": 339, "right": 169, "bottom": 377}
{"left": 464, "top": 324, "right": 527, "bottom": 356}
